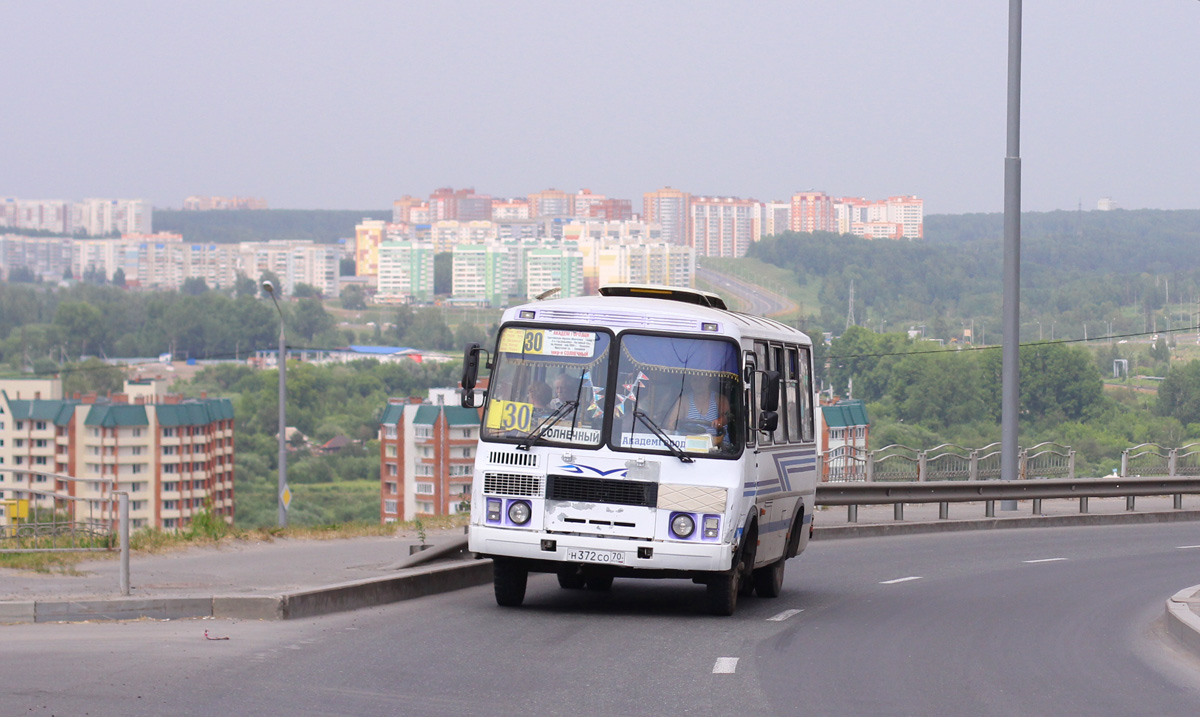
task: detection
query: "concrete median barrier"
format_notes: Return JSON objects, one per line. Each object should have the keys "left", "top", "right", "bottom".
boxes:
{"left": 1166, "top": 584, "right": 1200, "bottom": 659}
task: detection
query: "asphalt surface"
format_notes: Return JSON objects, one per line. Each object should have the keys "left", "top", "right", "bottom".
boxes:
{"left": 2, "top": 519, "right": 1199, "bottom": 716}
{"left": 698, "top": 265, "right": 797, "bottom": 317}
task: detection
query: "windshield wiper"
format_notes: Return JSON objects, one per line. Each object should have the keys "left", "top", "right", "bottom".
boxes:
{"left": 632, "top": 409, "right": 694, "bottom": 463}
{"left": 516, "top": 400, "right": 579, "bottom": 451}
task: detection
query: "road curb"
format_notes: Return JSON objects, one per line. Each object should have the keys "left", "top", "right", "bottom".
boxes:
{"left": 811, "top": 509, "right": 1200, "bottom": 540}
{"left": 1165, "top": 584, "right": 1200, "bottom": 659}
{"left": 4, "top": 558, "right": 494, "bottom": 625}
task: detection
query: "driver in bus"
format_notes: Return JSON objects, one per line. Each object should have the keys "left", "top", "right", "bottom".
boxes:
{"left": 528, "top": 381, "right": 553, "bottom": 418}
{"left": 665, "top": 372, "right": 731, "bottom": 442}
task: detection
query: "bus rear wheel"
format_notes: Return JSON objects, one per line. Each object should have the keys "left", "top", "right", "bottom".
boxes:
{"left": 493, "top": 558, "right": 528, "bottom": 607}
{"left": 752, "top": 557, "right": 786, "bottom": 598}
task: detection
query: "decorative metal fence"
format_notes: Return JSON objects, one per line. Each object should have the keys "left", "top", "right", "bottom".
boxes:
{"left": 820, "top": 441, "right": 1075, "bottom": 483}
{"left": 0, "top": 473, "right": 119, "bottom": 553}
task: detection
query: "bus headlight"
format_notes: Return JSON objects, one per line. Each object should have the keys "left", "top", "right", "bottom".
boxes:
{"left": 486, "top": 498, "right": 502, "bottom": 522}
{"left": 670, "top": 512, "right": 695, "bottom": 539}
{"left": 507, "top": 500, "right": 532, "bottom": 525}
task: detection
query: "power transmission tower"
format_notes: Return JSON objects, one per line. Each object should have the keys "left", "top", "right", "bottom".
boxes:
{"left": 845, "top": 280, "right": 856, "bottom": 329}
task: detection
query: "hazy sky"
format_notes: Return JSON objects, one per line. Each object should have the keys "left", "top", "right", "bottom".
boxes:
{"left": 4, "top": 1, "right": 1197, "bottom": 214}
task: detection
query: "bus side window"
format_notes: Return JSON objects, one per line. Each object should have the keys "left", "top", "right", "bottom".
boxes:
{"left": 754, "top": 341, "right": 771, "bottom": 445}
{"left": 798, "top": 346, "right": 814, "bottom": 442}
{"left": 785, "top": 346, "right": 801, "bottom": 443}
{"left": 771, "top": 344, "right": 787, "bottom": 444}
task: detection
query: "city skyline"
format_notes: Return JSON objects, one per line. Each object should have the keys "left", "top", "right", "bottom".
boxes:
{"left": 4, "top": 2, "right": 1198, "bottom": 214}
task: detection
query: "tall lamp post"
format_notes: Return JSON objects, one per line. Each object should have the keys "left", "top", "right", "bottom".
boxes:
{"left": 263, "top": 280, "right": 288, "bottom": 528}
{"left": 1000, "top": 0, "right": 1023, "bottom": 511}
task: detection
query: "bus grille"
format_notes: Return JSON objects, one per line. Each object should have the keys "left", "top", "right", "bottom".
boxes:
{"left": 489, "top": 451, "right": 537, "bottom": 467}
{"left": 483, "top": 472, "right": 544, "bottom": 498}
{"left": 546, "top": 475, "right": 658, "bottom": 507}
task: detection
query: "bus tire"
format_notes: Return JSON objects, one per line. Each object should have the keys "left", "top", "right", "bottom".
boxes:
{"left": 585, "top": 573, "right": 614, "bottom": 591}
{"left": 752, "top": 557, "right": 786, "bottom": 598}
{"left": 738, "top": 522, "right": 758, "bottom": 597}
{"left": 706, "top": 570, "right": 739, "bottom": 616}
{"left": 557, "top": 566, "right": 586, "bottom": 589}
{"left": 493, "top": 558, "right": 528, "bottom": 607}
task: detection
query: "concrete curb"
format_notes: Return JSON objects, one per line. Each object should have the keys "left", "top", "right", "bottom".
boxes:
{"left": 812, "top": 508, "right": 1200, "bottom": 540}
{"left": 2, "top": 558, "right": 494, "bottom": 625}
{"left": 1165, "top": 584, "right": 1200, "bottom": 659}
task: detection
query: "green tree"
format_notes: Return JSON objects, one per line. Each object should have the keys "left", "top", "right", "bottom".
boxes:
{"left": 235, "top": 272, "right": 259, "bottom": 299}
{"left": 54, "top": 302, "right": 104, "bottom": 358}
{"left": 291, "top": 299, "right": 335, "bottom": 342}
{"left": 62, "top": 357, "right": 125, "bottom": 396}
{"left": 112, "top": 267, "right": 126, "bottom": 287}
{"left": 1156, "top": 360, "right": 1200, "bottom": 426}
{"left": 341, "top": 284, "right": 367, "bottom": 311}
{"left": 292, "top": 283, "right": 322, "bottom": 299}
{"left": 182, "top": 277, "right": 210, "bottom": 296}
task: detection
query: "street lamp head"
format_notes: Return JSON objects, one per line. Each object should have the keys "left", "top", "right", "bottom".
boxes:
{"left": 262, "top": 279, "right": 275, "bottom": 295}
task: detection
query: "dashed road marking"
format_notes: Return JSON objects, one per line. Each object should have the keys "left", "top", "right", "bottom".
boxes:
{"left": 1177, "top": 545, "right": 1200, "bottom": 550}
{"left": 766, "top": 609, "right": 803, "bottom": 622}
{"left": 1023, "top": 558, "right": 1067, "bottom": 563}
{"left": 712, "top": 657, "right": 739, "bottom": 674}
{"left": 880, "top": 576, "right": 922, "bottom": 585}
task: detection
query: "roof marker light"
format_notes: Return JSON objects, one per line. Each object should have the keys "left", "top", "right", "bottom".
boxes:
{"left": 518, "top": 310, "right": 536, "bottom": 319}
{"left": 701, "top": 322, "right": 719, "bottom": 332}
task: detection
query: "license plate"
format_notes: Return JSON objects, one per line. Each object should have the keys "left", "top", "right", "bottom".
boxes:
{"left": 565, "top": 548, "right": 626, "bottom": 565}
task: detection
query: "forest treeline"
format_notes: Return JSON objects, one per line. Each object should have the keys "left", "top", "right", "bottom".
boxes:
{"left": 753, "top": 209, "right": 1200, "bottom": 342}
{"left": 153, "top": 209, "right": 389, "bottom": 244}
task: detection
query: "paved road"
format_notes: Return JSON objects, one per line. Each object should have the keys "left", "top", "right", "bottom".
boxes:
{"left": 698, "top": 265, "right": 797, "bottom": 317}
{"left": 3, "top": 523, "right": 1198, "bottom": 716}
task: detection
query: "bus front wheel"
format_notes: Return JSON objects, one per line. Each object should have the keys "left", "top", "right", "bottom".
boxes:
{"left": 493, "top": 558, "right": 528, "bottom": 607}
{"left": 753, "top": 557, "right": 786, "bottom": 598}
{"left": 706, "top": 570, "right": 739, "bottom": 616}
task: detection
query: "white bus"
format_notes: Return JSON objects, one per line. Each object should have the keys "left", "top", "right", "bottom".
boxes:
{"left": 460, "top": 285, "right": 818, "bottom": 615}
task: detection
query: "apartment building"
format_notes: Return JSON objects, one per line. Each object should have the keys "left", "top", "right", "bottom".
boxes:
{"left": 571, "top": 189, "right": 633, "bottom": 220}
{"left": 527, "top": 189, "right": 574, "bottom": 218}
{"left": 762, "top": 201, "right": 791, "bottom": 238}
{"left": 0, "top": 234, "right": 73, "bottom": 280}
{"left": 354, "top": 219, "right": 387, "bottom": 280}
{"left": 428, "top": 187, "right": 492, "bottom": 221}
{"left": 562, "top": 219, "right": 662, "bottom": 244}
{"left": 392, "top": 196, "right": 428, "bottom": 223}
{"left": 643, "top": 187, "right": 691, "bottom": 246}
{"left": 818, "top": 399, "right": 870, "bottom": 482}
{"left": 0, "top": 198, "right": 151, "bottom": 236}
{"left": 582, "top": 240, "right": 695, "bottom": 292}
{"left": 790, "top": 191, "right": 836, "bottom": 233}
{"left": 0, "top": 378, "right": 235, "bottom": 531}
{"left": 378, "top": 397, "right": 480, "bottom": 522}
{"left": 491, "top": 198, "right": 531, "bottom": 221}
{"left": 376, "top": 240, "right": 436, "bottom": 304}
{"left": 451, "top": 243, "right": 517, "bottom": 307}
{"left": 524, "top": 246, "right": 584, "bottom": 300}
{"left": 688, "top": 196, "right": 762, "bottom": 258}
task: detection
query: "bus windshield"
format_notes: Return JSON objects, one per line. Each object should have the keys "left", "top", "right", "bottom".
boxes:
{"left": 612, "top": 333, "right": 743, "bottom": 458}
{"left": 482, "top": 326, "right": 611, "bottom": 447}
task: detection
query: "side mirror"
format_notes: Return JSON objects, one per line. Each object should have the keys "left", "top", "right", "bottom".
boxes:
{"left": 461, "top": 343, "right": 481, "bottom": 408}
{"left": 758, "top": 411, "right": 779, "bottom": 433}
{"left": 760, "top": 370, "right": 781, "bottom": 413}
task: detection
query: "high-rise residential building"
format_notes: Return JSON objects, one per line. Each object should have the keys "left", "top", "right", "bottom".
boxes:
{"left": 376, "top": 241, "right": 436, "bottom": 304}
{"left": 182, "top": 196, "right": 267, "bottom": 210}
{"left": 378, "top": 398, "right": 480, "bottom": 522}
{"left": 0, "top": 199, "right": 75, "bottom": 234}
{"left": 354, "top": 219, "right": 387, "bottom": 280}
{"left": 790, "top": 191, "right": 835, "bottom": 233}
{"left": 883, "top": 195, "right": 924, "bottom": 239}
{"left": 762, "top": 201, "right": 791, "bottom": 238}
{"left": 73, "top": 199, "right": 152, "bottom": 236}
{"left": 392, "top": 196, "right": 428, "bottom": 223}
{"left": 689, "top": 197, "right": 762, "bottom": 258}
{"left": 834, "top": 195, "right": 923, "bottom": 240}
{"left": 235, "top": 241, "right": 341, "bottom": 297}
{"left": 0, "top": 378, "right": 235, "bottom": 532}
{"left": 428, "top": 187, "right": 492, "bottom": 221}
{"left": 528, "top": 189, "right": 574, "bottom": 218}
{"left": 572, "top": 189, "right": 606, "bottom": 219}
{"left": 0, "top": 234, "right": 74, "bottom": 280}
{"left": 643, "top": 187, "right": 691, "bottom": 246}
{"left": 584, "top": 240, "right": 696, "bottom": 291}
{"left": 429, "top": 220, "right": 499, "bottom": 252}
{"left": 524, "top": 247, "right": 584, "bottom": 300}
{"left": 452, "top": 243, "right": 516, "bottom": 307}
{"left": 562, "top": 219, "right": 662, "bottom": 244}
{"left": 491, "top": 198, "right": 531, "bottom": 221}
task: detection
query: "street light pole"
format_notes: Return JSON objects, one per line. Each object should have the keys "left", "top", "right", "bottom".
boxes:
{"left": 1000, "top": 0, "right": 1023, "bottom": 510}
{"left": 264, "top": 280, "right": 288, "bottom": 528}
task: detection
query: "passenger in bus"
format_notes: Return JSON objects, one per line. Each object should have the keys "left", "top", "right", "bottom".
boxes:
{"left": 527, "top": 381, "right": 553, "bottom": 418}
{"left": 551, "top": 373, "right": 576, "bottom": 409}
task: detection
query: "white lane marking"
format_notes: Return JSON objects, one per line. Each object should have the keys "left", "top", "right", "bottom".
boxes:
{"left": 712, "top": 657, "right": 739, "bottom": 674}
{"left": 766, "top": 609, "right": 804, "bottom": 622}
{"left": 1177, "top": 545, "right": 1200, "bottom": 549}
{"left": 1023, "top": 558, "right": 1067, "bottom": 564}
{"left": 880, "top": 576, "right": 922, "bottom": 585}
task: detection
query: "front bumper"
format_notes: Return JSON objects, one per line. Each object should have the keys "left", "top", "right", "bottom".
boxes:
{"left": 470, "top": 524, "right": 733, "bottom": 573}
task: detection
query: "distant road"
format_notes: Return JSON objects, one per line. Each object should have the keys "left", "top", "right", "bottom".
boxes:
{"left": 697, "top": 265, "right": 798, "bottom": 318}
